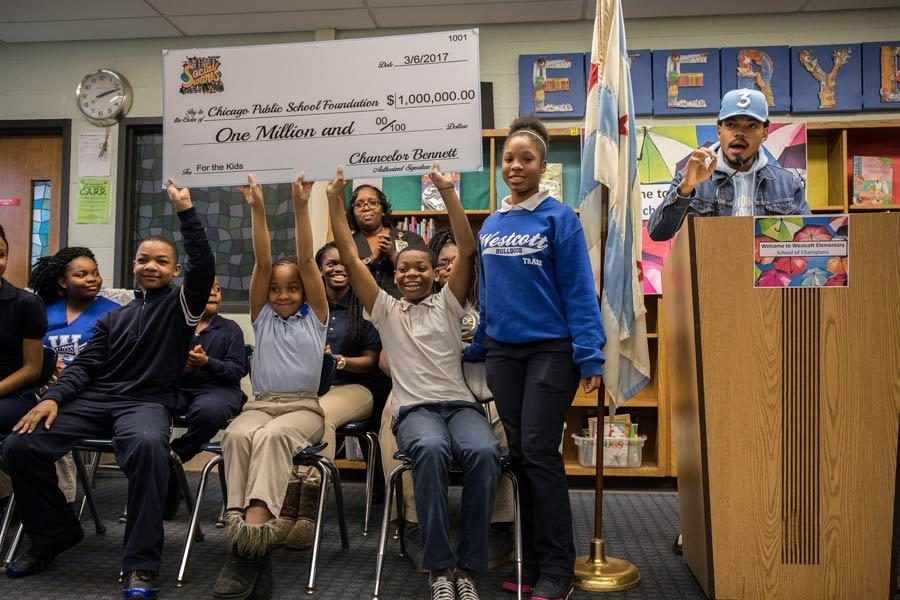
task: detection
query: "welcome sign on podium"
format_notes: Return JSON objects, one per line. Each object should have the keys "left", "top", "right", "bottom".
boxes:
{"left": 162, "top": 30, "right": 483, "bottom": 187}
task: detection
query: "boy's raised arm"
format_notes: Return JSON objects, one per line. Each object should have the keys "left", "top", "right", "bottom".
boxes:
{"left": 167, "top": 179, "right": 215, "bottom": 324}
{"left": 434, "top": 163, "right": 475, "bottom": 306}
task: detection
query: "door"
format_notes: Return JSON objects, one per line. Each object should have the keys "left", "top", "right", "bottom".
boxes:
{"left": 0, "top": 134, "right": 63, "bottom": 287}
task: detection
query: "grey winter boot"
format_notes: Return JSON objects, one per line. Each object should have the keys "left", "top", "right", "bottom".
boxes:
{"left": 284, "top": 476, "right": 320, "bottom": 550}
{"left": 213, "top": 518, "right": 276, "bottom": 599}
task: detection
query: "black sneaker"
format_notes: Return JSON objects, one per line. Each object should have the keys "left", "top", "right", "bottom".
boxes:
{"left": 6, "top": 523, "right": 84, "bottom": 578}
{"left": 122, "top": 570, "right": 159, "bottom": 599}
{"left": 531, "top": 575, "right": 574, "bottom": 600}
{"left": 429, "top": 573, "right": 456, "bottom": 600}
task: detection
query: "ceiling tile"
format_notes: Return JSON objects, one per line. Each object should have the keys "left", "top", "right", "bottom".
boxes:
{"left": 169, "top": 10, "right": 375, "bottom": 36}
{"left": 616, "top": 0, "right": 806, "bottom": 19}
{"left": 0, "top": 18, "right": 181, "bottom": 43}
{"left": 146, "top": 0, "right": 365, "bottom": 16}
{"left": 0, "top": 0, "right": 159, "bottom": 22}
{"left": 373, "top": 1, "right": 582, "bottom": 27}
{"left": 365, "top": 0, "right": 520, "bottom": 5}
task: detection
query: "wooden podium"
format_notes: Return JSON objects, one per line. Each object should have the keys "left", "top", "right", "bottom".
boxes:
{"left": 663, "top": 214, "right": 900, "bottom": 600}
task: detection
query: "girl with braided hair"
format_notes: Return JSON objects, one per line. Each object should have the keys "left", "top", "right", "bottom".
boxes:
{"left": 28, "top": 246, "right": 119, "bottom": 366}
{"left": 271, "top": 242, "right": 382, "bottom": 550}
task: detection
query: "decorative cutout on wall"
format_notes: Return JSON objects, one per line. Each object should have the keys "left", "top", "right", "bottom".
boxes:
{"left": 517, "top": 53, "right": 586, "bottom": 119}
{"left": 791, "top": 44, "right": 862, "bottom": 113}
{"left": 720, "top": 46, "right": 791, "bottom": 114}
{"left": 862, "top": 42, "right": 900, "bottom": 110}
{"left": 652, "top": 48, "right": 721, "bottom": 116}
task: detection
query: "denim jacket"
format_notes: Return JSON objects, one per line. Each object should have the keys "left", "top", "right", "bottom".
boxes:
{"left": 647, "top": 163, "right": 809, "bottom": 241}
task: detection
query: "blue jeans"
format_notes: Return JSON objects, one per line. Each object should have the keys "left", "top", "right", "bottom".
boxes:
{"left": 395, "top": 402, "right": 500, "bottom": 573}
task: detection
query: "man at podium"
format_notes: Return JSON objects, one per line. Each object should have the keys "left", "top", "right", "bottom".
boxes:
{"left": 648, "top": 88, "right": 809, "bottom": 241}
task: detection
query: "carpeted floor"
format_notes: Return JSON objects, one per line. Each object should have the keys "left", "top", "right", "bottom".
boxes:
{"left": 0, "top": 472, "right": 706, "bottom": 599}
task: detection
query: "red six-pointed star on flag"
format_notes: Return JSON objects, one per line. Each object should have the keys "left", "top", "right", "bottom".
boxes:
{"left": 619, "top": 114, "right": 629, "bottom": 136}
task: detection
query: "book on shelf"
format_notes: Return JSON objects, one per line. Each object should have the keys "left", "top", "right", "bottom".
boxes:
{"left": 397, "top": 216, "right": 436, "bottom": 244}
{"left": 540, "top": 163, "right": 564, "bottom": 200}
{"left": 421, "top": 172, "right": 460, "bottom": 211}
{"left": 852, "top": 156, "right": 894, "bottom": 205}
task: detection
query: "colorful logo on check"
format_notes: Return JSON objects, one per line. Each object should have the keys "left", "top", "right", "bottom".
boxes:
{"left": 180, "top": 56, "right": 224, "bottom": 94}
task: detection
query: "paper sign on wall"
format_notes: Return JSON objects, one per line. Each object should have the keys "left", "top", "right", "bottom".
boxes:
{"left": 76, "top": 178, "right": 111, "bottom": 224}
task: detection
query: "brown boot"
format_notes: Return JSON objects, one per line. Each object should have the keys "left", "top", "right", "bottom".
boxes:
{"left": 284, "top": 476, "right": 320, "bottom": 550}
{"left": 272, "top": 471, "right": 302, "bottom": 548}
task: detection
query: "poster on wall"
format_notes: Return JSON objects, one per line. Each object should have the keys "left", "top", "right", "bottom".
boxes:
{"left": 720, "top": 46, "right": 791, "bottom": 114}
{"left": 518, "top": 53, "right": 586, "bottom": 119}
{"left": 753, "top": 215, "right": 849, "bottom": 288}
{"left": 651, "top": 48, "right": 721, "bottom": 116}
{"left": 790, "top": 44, "right": 862, "bottom": 113}
{"left": 636, "top": 122, "right": 808, "bottom": 293}
{"left": 861, "top": 42, "right": 900, "bottom": 111}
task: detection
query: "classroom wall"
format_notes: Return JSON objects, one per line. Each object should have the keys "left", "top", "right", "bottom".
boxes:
{"left": 2, "top": 7, "right": 899, "bottom": 327}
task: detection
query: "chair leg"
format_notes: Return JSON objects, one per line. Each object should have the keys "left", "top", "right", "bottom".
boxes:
{"left": 322, "top": 458, "right": 349, "bottom": 550}
{"left": 0, "top": 492, "right": 15, "bottom": 559}
{"left": 305, "top": 461, "right": 331, "bottom": 594}
{"left": 3, "top": 522, "right": 23, "bottom": 566}
{"left": 176, "top": 454, "right": 222, "bottom": 587}
{"left": 215, "top": 460, "right": 227, "bottom": 528}
{"left": 373, "top": 463, "right": 408, "bottom": 600}
{"left": 503, "top": 469, "right": 523, "bottom": 600}
{"left": 395, "top": 469, "right": 407, "bottom": 558}
{"left": 77, "top": 450, "right": 101, "bottom": 521}
{"left": 73, "top": 450, "right": 106, "bottom": 535}
{"left": 362, "top": 432, "right": 380, "bottom": 536}
{"left": 170, "top": 451, "right": 203, "bottom": 543}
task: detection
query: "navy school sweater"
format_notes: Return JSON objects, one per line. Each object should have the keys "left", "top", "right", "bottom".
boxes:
{"left": 43, "top": 207, "right": 215, "bottom": 410}
{"left": 476, "top": 194, "right": 606, "bottom": 378}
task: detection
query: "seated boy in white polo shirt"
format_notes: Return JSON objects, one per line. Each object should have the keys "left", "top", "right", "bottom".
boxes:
{"left": 326, "top": 164, "right": 499, "bottom": 600}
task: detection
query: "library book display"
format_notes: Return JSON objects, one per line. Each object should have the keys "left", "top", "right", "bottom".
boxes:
{"left": 663, "top": 214, "right": 899, "bottom": 599}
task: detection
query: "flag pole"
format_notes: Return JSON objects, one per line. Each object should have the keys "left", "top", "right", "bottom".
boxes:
{"left": 573, "top": 184, "right": 640, "bottom": 593}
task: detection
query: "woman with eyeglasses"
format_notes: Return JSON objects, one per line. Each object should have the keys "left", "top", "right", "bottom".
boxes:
{"left": 345, "top": 184, "right": 425, "bottom": 298}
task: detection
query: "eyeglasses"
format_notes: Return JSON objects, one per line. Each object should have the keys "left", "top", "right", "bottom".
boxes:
{"left": 352, "top": 199, "right": 381, "bottom": 210}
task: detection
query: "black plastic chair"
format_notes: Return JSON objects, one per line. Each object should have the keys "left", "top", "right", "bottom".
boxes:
{"left": 334, "top": 420, "right": 380, "bottom": 536}
{"left": 177, "top": 354, "right": 349, "bottom": 593}
{"left": 372, "top": 451, "right": 523, "bottom": 600}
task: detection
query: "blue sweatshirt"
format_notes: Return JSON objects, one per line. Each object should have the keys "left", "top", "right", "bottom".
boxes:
{"left": 476, "top": 192, "right": 605, "bottom": 378}
{"left": 43, "top": 207, "right": 215, "bottom": 409}
{"left": 45, "top": 296, "right": 121, "bottom": 365}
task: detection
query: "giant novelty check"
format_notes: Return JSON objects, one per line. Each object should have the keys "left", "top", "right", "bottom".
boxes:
{"left": 162, "top": 30, "right": 482, "bottom": 187}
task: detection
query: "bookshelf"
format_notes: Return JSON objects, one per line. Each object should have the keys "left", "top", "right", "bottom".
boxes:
{"left": 806, "top": 119, "right": 900, "bottom": 212}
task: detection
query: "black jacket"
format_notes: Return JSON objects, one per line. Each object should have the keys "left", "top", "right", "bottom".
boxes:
{"left": 44, "top": 207, "right": 215, "bottom": 410}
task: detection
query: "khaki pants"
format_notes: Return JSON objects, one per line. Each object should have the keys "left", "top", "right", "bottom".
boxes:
{"left": 380, "top": 394, "right": 514, "bottom": 523}
{"left": 304, "top": 383, "right": 373, "bottom": 483}
{"left": 222, "top": 394, "right": 324, "bottom": 517}
{"left": 1, "top": 454, "right": 76, "bottom": 504}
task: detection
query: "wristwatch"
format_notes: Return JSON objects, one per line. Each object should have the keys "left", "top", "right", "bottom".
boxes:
{"left": 335, "top": 354, "right": 347, "bottom": 370}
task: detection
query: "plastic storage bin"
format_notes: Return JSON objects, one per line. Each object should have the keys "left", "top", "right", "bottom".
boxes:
{"left": 571, "top": 434, "right": 647, "bottom": 468}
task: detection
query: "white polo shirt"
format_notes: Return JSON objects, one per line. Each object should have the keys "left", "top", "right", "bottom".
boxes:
{"left": 364, "top": 286, "right": 475, "bottom": 419}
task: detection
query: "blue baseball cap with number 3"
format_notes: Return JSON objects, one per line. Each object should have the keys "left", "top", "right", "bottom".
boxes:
{"left": 719, "top": 88, "right": 768, "bottom": 122}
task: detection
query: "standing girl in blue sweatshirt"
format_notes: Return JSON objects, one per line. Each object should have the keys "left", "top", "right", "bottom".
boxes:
{"left": 477, "top": 117, "right": 605, "bottom": 600}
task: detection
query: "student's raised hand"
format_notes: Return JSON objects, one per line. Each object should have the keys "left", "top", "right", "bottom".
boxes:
{"left": 428, "top": 162, "right": 455, "bottom": 191}
{"left": 581, "top": 375, "right": 602, "bottom": 395}
{"left": 326, "top": 166, "right": 347, "bottom": 200}
{"left": 239, "top": 174, "right": 264, "bottom": 208}
{"left": 166, "top": 178, "right": 193, "bottom": 211}
{"left": 291, "top": 172, "right": 314, "bottom": 208}
{"left": 13, "top": 399, "right": 59, "bottom": 434}
{"left": 677, "top": 148, "right": 717, "bottom": 196}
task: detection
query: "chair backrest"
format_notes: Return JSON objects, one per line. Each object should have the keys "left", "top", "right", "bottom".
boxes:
{"left": 244, "top": 344, "right": 254, "bottom": 376}
{"left": 318, "top": 354, "right": 336, "bottom": 397}
{"left": 35, "top": 346, "right": 58, "bottom": 389}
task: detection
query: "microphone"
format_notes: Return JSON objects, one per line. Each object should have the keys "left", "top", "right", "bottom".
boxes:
{"left": 715, "top": 156, "right": 745, "bottom": 199}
